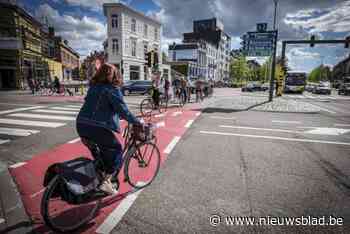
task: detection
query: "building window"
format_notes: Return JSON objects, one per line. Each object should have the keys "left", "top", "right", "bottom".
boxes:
{"left": 143, "top": 41, "right": 148, "bottom": 57}
{"left": 131, "top": 38, "right": 137, "bottom": 57}
{"left": 131, "top": 18, "right": 136, "bottom": 32}
{"left": 130, "top": 65, "right": 140, "bottom": 80}
{"left": 154, "top": 28, "right": 158, "bottom": 40}
{"left": 144, "top": 24, "right": 148, "bottom": 37}
{"left": 111, "top": 14, "right": 118, "bottom": 28}
{"left": 112, "top": 39, "right": 119, "bottom": 54}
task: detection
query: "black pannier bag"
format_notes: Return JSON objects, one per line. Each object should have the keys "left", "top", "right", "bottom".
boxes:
{"left": 43, "top": 157, "right": 100, "bottom": 204}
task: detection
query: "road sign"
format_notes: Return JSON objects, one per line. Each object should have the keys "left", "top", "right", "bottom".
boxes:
{"left": 245, "top": 31, "right": 276, "bottom": 56}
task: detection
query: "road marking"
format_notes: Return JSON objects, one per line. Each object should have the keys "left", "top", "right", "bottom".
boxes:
{"left": 164, "top": 136, "right": 181, "bottom": 154}
{"left": 0, "top": 139, "right": 10, "bottom": 145}
{"left": 172, "top": 111, "right": 183, "bottom": 117}
{"left": 155, "top": 113, "right": 165, "bottom": 118}
{"left": 272, "top": 120, "right": 301, "bottom": 124}
{"left": 210, "top": 116, "right": 236, "bottom": 120}
{"left": 334, "top": 124, "right": 350, "bottom": 127}
{"left": 195, "top": 112, "right": 201, "bottom": 116}
{"left": 0, "top": 103, "right": 37, "bottom": 107}
{"left": 0, "top": 118, "right": 65, "bottom": 128}
{"left": 68, "top": 138, "right": 81, "bottom": 144}
{"left": 0, "top": 127, "right": 39, "bottom": 136}
{"left": 51, "top": 107, "right": 81, "bottom": 111}
{"left": 30, "top": 188, "right": 46, "bottom": 198}
{"left": 8, "top": 113, "right": 75, "bottom": 121}
{"left": 185, "top": 120, "right": 194, "bottom": 128}
{"left": 304, "top": 127, "right": 350, "bottom": 136}
{"left": 66, "top": 105, "right": 82, "bottom": 108}
{"left": 0, "top": 218, "right": 4, "bottom": 224}
{"left": 305, "top": 102, "right": 336, "bottom": 114}
{"left": 9, "top": 162, "right": 27, "bottom": 168}
{"left": 31, "top": 109, "right": 78, "bottom": 115}
{"left": 0, "top": 106, "right": 45, "bottom": 115}
{"left": 96, "top": 182, "right": 145, "bottom": 234}
{"left": 220, "top": 125, "right": 299, "bottom": 134}
{"left": 200, "top": 131, "right": 350, "bottom": 146}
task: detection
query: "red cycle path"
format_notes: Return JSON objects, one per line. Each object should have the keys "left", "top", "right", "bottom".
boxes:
{"left": 9, "top": 104, "right": 201, "bottom": 233}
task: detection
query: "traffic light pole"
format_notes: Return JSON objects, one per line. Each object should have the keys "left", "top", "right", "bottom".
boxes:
{"left": 268, "top": 0, "right": 278, "bottom": 102}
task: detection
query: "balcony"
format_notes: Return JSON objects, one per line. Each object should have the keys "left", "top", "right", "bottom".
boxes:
{"left": 0, "top": 37, "right": 23, "bottom": 50}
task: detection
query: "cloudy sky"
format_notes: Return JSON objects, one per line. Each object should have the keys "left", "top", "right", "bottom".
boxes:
{"left": 19, "top": 0, "right": 350, "bottom": 72}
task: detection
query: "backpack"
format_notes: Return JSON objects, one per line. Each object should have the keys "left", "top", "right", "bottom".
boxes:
{"left": 43, "top": 157, "right": 100, "bottom": 204}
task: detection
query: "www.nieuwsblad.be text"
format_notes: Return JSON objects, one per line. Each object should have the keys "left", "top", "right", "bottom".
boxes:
{"left": 209, "top": 215, "right": 344, "bottom": 227}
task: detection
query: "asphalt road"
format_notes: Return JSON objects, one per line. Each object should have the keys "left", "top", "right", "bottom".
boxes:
{"left": 1, "top": 89, "right": 350, "bottom": 233}
{"left": 110, "top": 89, "right": 350, "bottom": 233}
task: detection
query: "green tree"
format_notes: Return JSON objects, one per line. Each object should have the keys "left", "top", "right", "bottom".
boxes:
{"left": 308, "top": 65, "right": 331, "bottom": 82}
{"left": 230, "top": 55, "right": 249, "bottom": 86}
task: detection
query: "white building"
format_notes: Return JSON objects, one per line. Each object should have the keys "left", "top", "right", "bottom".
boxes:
{"left": 103, "top": 3, "right": 162, "bottom": 81}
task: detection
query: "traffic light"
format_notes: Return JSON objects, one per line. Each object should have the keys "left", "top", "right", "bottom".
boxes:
{"left": 146, "top": 51, "right": 153, "bottom": 67}
{"left": 310, "top": 35, "right": 315, "bottom": 47}
{"left": 345, "top": 36, "right": 350, "bottom": 48}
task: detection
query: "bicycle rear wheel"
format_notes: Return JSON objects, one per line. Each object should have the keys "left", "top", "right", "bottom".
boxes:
{"left": 140, "top": 98, "right": 154, "bottom": 118}
{"left": 41, "top": 175, "right": 100, "bottom": 233}
{"left": 124, "top": 142, "right": 161, "bottom": 189}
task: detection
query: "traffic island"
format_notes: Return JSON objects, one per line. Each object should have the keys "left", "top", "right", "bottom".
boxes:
{"left": 203, "top": 96, "right": 320, "bottom": 114}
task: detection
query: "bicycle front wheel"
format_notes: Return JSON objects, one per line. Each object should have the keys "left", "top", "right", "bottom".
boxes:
{"left": 124, "top": 142, "right": 161, "bottom": 189}
{"left": 140, "top": 98, "right": 154, "bottom": 118}
{"left": 41, "top": 175, "right": 100, "bottom": 233}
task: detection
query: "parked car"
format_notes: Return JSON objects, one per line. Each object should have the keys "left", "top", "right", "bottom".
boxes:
{"left": 338, "top": 83, "right": 350, "bottom": 95}
{"left": 121, "top": 80, "right": 152, "bottom": 96}
{"left": 261, "top": 83, "right": 269, "bottom": 91}
{"left": 305, "top": 84, "right": 316, "bottom": 92}
{"left": 241, "top": 82, "right": 262, "bottom": 92}
{"left": 312, "top": 82, "right": 331, "bottom": 95}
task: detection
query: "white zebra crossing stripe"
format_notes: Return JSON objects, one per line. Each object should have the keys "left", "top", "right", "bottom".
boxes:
{"left": 0, "top": 106, "right": 45, "bottom": 115}
{"left": 0, "top": 118, "right": 65, "bottom": 128}
{"left": 8, "top": 113, "right": 75, "bottom": 121}
{"left": 0, "top": 139, "right": 10, "bottom": 145}
{"left": 31, "top": 109, "right": 78, "bottom": 115}
{"left": 0, "top": 127, "right": 39, "bottom": 136}
{"left": 51, "top": 107, "right": 81, "bottom": 111}
{"left": 66, "top": 105, "right": 82, "bottom": 108}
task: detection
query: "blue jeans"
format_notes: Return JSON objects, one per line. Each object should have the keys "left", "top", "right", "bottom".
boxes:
{"left": 76, "top": 122, "right": 123, "bottom": 174}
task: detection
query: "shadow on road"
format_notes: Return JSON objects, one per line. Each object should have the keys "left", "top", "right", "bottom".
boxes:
{"left": 192, "top": 100, "right": 270, "bottom": 114}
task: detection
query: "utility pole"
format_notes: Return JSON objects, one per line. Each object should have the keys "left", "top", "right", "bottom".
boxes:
{"left": 268, "top": 0, "right": 278, "bottom": 102}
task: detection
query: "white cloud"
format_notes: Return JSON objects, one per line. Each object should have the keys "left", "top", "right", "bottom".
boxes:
{"left": 161, "top": 36, "right": 182, "bottom": 54}
{"left": 36, "top": 4, "right": 106, "bottom": 57}
{"left": 63, "top": 0, "right": 118, "bottom": 12}
{"left": 284, "top": 1, "right": 350, "bottom": 34}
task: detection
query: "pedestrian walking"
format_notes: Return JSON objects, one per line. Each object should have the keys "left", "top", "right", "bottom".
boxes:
{"left": 164, "top": 77, "right": 170, "bottom": 102}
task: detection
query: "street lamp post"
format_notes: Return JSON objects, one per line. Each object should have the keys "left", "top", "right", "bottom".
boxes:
{"left": 268, "top": 0, "right": 278, "bottom": 102}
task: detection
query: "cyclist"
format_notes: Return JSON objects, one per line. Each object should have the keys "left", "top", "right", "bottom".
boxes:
{"left": 172, "top": 77, "right": 181, "bottom": 101}
{"left": 164, "top": 77, "right": 170, "bottom": 102}
{"left": 76, "top": 59, "right": 143, "bottom": 195}
{"left": 151, "top": 73, "right": 161, "bottom": 109}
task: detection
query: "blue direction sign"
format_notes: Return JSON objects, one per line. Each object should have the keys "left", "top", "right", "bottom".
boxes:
{"left": 242, "top": 23, "right": 277, "bottom": 57}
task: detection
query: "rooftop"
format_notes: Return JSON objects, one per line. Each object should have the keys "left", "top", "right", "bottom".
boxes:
{"left": 103, "top": 3, "right": 161, "bottom": 26}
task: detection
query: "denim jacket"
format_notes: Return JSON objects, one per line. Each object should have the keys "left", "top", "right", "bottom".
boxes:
{"left": 77, "top": 84, "right": 139, "bottom": 132}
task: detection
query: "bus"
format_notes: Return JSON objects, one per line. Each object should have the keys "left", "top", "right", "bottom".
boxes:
{"left": 284, "top": 72, "right": 307, "bottom": 94}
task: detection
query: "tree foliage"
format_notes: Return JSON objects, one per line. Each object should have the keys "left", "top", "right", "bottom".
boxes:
{"left": 308, "top": 65, "right": 331, "bottom": 82}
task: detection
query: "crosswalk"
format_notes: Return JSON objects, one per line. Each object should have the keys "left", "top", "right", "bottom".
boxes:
{"left": 0, "top": 104, "right": 82, "bottom": 145}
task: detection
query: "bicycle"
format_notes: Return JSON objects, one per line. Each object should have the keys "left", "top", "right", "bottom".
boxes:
{"left": 140, "top": 94, "right": 168, "bottom": 119}
{"left": 173, "top": 87, "right": 186, "bottom": 107}
{"left": 41, "top": 122, "right": 161, "bottom": 233}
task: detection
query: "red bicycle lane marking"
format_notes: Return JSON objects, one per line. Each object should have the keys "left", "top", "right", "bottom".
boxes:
{"left": 9, "top": 105, "right": 202, "bottom": 233}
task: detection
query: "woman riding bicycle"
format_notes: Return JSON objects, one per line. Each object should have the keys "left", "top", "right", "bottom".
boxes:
{"left": 76, "top": 59, "right": 142, "bottom": 195}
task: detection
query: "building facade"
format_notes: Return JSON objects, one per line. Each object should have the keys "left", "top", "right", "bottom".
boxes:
{"left": 0, "top": 2, "right": 46, "bottom": 89}
{"left": 332, "top": 54, "right": 350, "bottom": 83}
{"left": 169, "top": 18, "right": 231, "bottom": 82}
{"left": 54, "top": 36, "right": 80, "bottom": 80}
{"left": 103, "top": 3, "right": 162, "bottom": 81}
{"left": 0, "top": 1, "right": 79, "bottom": 89}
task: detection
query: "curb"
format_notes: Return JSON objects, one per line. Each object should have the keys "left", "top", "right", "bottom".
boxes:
{"left": 250, "top": 109, "right": 321, "bottom": 114}
{"left": 0, "top": 168, "right": 32, "bottom": 234}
